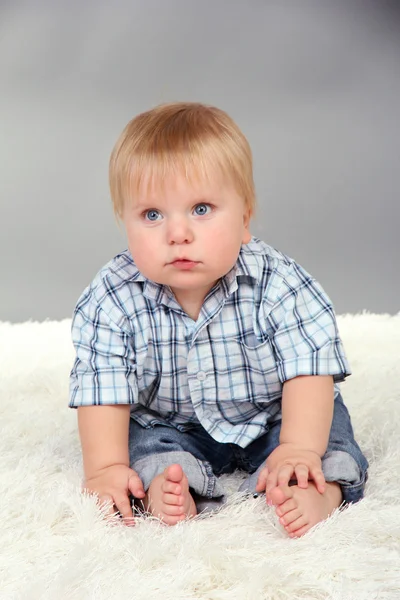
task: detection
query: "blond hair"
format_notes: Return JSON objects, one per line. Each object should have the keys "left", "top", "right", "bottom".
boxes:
{"left": 109, "top": 102, "right": 256, "bottom": 220}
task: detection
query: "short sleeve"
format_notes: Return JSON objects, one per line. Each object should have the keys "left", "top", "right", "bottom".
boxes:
{"left": 268, "top": 262, "right": 351, "bottom": 384}
{"left": 69, "top": 291, "right": 138, "bottom": 408}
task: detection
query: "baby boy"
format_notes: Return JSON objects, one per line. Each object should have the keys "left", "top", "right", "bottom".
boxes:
{"left": 69, "top": 102, "right": 368, "bottom": 537}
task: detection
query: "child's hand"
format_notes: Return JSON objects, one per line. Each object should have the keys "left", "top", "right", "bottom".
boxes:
{"left": 83, "top": 464, "right": 146, "bottom": 525}
{"left": 255, "top": 443, "right": 325, "bottom": 503}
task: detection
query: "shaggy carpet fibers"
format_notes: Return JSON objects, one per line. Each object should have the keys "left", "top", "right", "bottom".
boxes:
{"left": 1, "top": 314, "right": 399, "bottom": 600}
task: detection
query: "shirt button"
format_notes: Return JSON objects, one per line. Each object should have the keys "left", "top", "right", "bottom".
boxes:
{"left": 196, "top": 371, "right": 207, "bottom": 381}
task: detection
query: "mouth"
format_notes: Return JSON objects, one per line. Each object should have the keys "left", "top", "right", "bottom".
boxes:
{"left": 168, "top": 259, "right": 199, "bottom": 270}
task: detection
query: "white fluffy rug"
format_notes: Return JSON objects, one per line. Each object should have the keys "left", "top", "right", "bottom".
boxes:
{"left": 1, "top": 314, "right": 400, "bottom": 600}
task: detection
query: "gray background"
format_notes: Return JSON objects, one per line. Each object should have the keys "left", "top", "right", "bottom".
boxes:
{"left": 1, "top": 0, "right": 399, "bottom": 323}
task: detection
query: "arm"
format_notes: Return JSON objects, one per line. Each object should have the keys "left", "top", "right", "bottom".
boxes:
{"left": 256, "top": 375, "right": 334, "bottom": 498}
{"left": 255, "top": 262, "right": 349, "bottom": 498}
{"left": 70, "top": 293, "right": 145, "bottom": 522}
{"left": 280, "top": 375, "right": 334, "bottom": 456}
{"left": 78, "top": 405, "right": 131, "bottom": 478}
{"left": 78, "top": 405, "right": 145, "bottom": 521}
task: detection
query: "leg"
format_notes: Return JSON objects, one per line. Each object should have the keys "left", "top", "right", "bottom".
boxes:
{"left": 129, "top": 419, "right": 235, "bottom": 524}
{"left": 241, "top": 393, "right": 369, "bottom": 537}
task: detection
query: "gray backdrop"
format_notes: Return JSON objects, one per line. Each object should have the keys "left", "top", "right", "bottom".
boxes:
{"left": 1, "top": 0, "right": 399, "bottom": 323}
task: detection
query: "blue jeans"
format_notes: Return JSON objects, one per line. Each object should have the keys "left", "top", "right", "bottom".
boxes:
{"left": 129, "top": 393, "right": 368, "bottom": 509}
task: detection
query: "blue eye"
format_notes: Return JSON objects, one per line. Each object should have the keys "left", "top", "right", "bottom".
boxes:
{"left": 145, "top": 209, "right": 162, "bottom": 221}
{"left": 193, "top": 203, "right": 211, "bottom": 216}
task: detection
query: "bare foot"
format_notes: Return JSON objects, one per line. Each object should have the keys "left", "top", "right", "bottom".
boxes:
{"left": 144, "top": 464, "right": 197, "bottom": 525}
{"left": 269, "top": 481, "right": 343, "bottom": 538}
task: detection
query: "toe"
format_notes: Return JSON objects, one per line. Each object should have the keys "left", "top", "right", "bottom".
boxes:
{"left": 163, "top": 492, "right": 183, "bottom": 506}
{"left": 275, "top": 498, "right": 297, "bottom": 517}
{"left": 165, "top": 464, "right": 184, "bottom": 483}
{"left": 162, "top": 480, "right": 181, "bottom": 495}
{"left": 161, "top": 513, "right": 186, "bottom": 526}
{"left": 269, "top": 485, "right": 294, "bottom": 507}
{"left": 285, "top": 515, "right": 308, "bottom": 534}
{"left": 289, "top": 523, "right": 312, "bottom": 538}
{"left": 162, "top": 503, "right": 184, "bottom": 517}
{"left": 279, "top": 508, "right": 301, "bottom": 526}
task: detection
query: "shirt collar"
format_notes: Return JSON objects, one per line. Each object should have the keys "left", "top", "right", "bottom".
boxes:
{"left": 233, "top": 237, "right": 263, "bottom": 284}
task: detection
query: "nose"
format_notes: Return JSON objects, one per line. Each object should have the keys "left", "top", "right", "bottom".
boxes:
{"left": 166, "top": 216, "right": 194, "bottom": 245}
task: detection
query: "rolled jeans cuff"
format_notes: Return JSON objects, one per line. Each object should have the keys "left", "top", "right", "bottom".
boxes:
{"left": 132, "top": 450, "right": 225, "bottom": 498}
{"left": 322, "top": 450, "right": 362, "bottom": 484}
{"left": 322, "top": 450, "right": 367, "bottom": 504}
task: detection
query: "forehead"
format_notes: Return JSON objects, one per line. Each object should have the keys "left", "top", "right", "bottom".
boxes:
{"left": 131, "top": 167, "right": 237, "bottom": 205}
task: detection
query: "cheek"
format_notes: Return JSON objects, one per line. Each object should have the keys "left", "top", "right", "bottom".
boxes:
{"left": 127, "top": 226, "right": 153, "bottom": 249}
{"left": 211, "top": 218, "right": 243, "bottom": 243}
{"left": 128, "top": 226, "right": 162, "bottom": 261}
{"left": 129, "top": 240, "right": 158, "bottom": 277}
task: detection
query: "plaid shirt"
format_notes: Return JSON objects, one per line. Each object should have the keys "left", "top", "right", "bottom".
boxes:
{"left": 69, "top": 237, "right": 350, "bottom": 448}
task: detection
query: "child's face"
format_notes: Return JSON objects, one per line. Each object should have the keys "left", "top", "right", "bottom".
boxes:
{"left": 122, "top": 172, "right": 251, "bottom": 308}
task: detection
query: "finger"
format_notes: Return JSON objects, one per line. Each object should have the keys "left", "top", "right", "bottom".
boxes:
{"left": 276, "top": 465, "right": 295, "bottom": 488}
{"left": 114, "top": 493, "right": 134, "bottom": 521}
{"left": 310, "top": 467, "right": 326, "bottom": 493}
{"left": 128, "top": 472, "right": 146, "bottom": 498}
{"left": 255, "top": 466, "right": 268, "bottom": 493}
{"left": 265, "top": 469, "right": 279, "bottom": 494}
{"left": 294, "top": 464, "right": 310, "bottom": 489}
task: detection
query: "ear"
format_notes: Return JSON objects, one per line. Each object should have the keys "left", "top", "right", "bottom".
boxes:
{"left": 242, "top": 209, "right": 252, "bottom": 243}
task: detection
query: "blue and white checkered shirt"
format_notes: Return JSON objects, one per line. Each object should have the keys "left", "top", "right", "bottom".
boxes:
{"left": 69, "top": 237, "right": 350, "bottom": 448}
